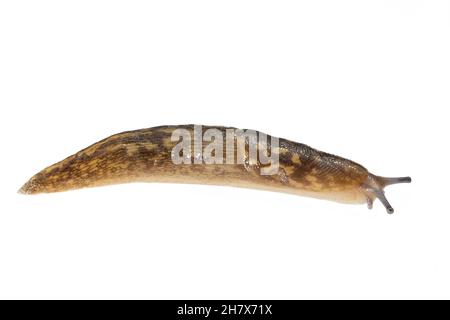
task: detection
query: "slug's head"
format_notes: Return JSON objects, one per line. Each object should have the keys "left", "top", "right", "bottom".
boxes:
{"left": 362, "top": 174, "right": 411, "bottom": 214}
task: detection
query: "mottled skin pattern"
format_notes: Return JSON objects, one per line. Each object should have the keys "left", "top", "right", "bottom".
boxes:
{"left": 19, "top": 125, "right": 411, "bottom": 211}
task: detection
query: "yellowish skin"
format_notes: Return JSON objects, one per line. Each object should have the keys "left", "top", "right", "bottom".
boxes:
{"left": 19, "top": 125, "right": 411, "bottom": 213}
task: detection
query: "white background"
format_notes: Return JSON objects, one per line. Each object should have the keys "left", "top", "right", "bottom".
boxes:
{"left": 0, "top": 1, "right": 449, "bottom": 299}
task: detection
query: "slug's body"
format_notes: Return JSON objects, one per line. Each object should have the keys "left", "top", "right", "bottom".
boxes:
{"left": 19, "top": 125, "right": 411, "bottom": 213}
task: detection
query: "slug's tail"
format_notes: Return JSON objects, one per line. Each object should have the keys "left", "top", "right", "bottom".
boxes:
{"left": 17, "top": 155, "right": 100, "bottom": 195}
{"left": 18, "top": 177, "right": 38, "bottom": 194}
{"left": 18, "top": 143, "right": 142, "bottom": 195}
{"left": 363, "top": 174, "right": 412, "bottom": 214}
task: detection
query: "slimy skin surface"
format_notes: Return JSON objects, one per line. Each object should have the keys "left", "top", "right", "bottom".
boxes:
{"left": 19, "top": 125, "right": 411, "bottom": 213}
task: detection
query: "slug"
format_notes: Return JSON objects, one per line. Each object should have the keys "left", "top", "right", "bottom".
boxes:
{"left": 19, "top": 125, "right": 411, "bottom": 213}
